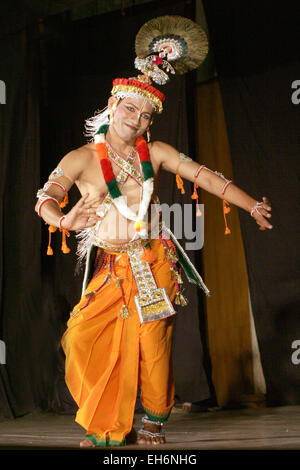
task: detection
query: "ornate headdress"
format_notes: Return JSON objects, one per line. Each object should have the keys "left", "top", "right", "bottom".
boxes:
{"left": 110, "top": 15, "right": 208, "bottom": 113}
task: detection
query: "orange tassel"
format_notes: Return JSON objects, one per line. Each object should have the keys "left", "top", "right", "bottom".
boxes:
{"left": 176, "top": 174, "right": 185, "bottom": 194}
{"left": 191, "top": 183, "right": 202, "bottom": 217}
{"left": 61, "top": 229, "right": 71, "bottom": 254}
{"left": 47, "top": 225, "right": 57, "bottom": 255}
{"left": 223, "top": 200, "right": 231, "bottom": 235}
{"left": 191, "top": 182, "right": 198, "bottom": 200}
{"left": 140, "top": 247, "right": 156, "bottom": 264}
{"left": 196, "top": 203, "right": 202, "bottom": 217}
{"left": 60, "top": 192, "right": 69, "bottom": 209}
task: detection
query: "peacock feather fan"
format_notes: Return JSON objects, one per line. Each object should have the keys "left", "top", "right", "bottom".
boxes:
{"left": 135, "top": 15, "right": 209, "bottom": 75}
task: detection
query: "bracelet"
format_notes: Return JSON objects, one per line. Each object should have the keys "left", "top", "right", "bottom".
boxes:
{"left": 58, "top": 216, "right": 65, "bottom": 230}
{"left": 250, "top": 201, "right": 264, "bottom": 217}
{"left": 221, "top": 180, "right": 233, "bottom": 196}
{"left": 194, "top": 165, "right": 206, "bottom": 180}
{"left": 37, "top": 196, "right": 60, "bottom": 217}
{"left": 43, "top": 181, "right": 67, "bottom": 193}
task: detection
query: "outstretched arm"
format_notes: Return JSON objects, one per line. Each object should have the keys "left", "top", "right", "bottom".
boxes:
{"left": 150, "top": 141, "right": 273, "bottom": 230}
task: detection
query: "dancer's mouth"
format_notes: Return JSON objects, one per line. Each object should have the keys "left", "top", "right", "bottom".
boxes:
{"left": 125, "top": 123, "right": 138, "bottom": 131}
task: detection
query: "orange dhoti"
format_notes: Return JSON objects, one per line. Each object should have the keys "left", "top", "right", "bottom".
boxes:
{"left": 61, "top": 237, "right": 177, "bottom": 446}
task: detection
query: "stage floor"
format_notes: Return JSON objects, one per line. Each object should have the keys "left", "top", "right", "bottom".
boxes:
{"left": 0, "top": 405, "right": 299, "bottom": 450}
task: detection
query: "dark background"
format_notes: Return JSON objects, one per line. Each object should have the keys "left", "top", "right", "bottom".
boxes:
{"left": 0, "top": 0, "right": 299, "bottom": 418}
{"left": 203, "top": 0, "right": 300, "bottom": 405}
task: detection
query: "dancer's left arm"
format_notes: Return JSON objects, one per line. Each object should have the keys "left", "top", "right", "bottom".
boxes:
{"left": 150, "top": 141, "right": 273, "bottom": 230}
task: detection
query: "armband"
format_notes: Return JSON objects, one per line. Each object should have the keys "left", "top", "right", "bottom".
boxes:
{"left": 49, "top": 167, "right": 74, "bottom": 185}
{"left": 36, "top": 189, "right": 60, "bottom": 217}
{"left": 179, "top": 152, "right": 192, "bottom": 163}
{"left": 43, "top": 181, "right": 66, "bottom": 192}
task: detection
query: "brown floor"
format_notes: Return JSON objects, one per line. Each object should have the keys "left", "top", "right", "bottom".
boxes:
{"left": 0, "top": 406, "right": 299, "bottom": 450}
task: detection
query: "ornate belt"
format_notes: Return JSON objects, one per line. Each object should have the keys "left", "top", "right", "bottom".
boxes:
{"left": 93, "top": 236, "right": 175, "bottom": 323}
{"left": 93, "top": 235, "right": 149, "bottom": 253}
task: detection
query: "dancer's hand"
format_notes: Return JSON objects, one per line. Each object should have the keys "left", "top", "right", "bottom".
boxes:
{"left": 62, "top": 194, "right": 102, "bottom": 231}
{"left": 251, "top": 196, "right": 273, "bottom": 230}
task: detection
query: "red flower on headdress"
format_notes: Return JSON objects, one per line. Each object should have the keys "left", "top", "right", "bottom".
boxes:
{"left": 152, "top": 56, "right": 163, "bottom": 65}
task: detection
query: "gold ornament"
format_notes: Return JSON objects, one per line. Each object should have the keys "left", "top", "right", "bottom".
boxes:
{"left": 175, "top": 290, "right": 188, "bottom": 306}
{"left": 118, "top": 305, "right": 130, "bottom": 319}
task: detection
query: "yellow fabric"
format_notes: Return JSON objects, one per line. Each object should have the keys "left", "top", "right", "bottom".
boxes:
{"left": 61, "top": 238, "right": 176, "bottom": 445}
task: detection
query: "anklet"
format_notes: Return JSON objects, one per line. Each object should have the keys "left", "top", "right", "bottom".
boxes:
{"left": 138, "top": 415, "right": 165, "bottom": 440}
{"left": 138, "top": 428, "right": 164, "bottom": 438}
{"left": 142, "top": 416, "right": 164, "bottom": 427}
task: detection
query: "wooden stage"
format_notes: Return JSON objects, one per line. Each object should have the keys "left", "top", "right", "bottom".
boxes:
{"left": 0, "top": 405, "right": 299, "bottom": 451}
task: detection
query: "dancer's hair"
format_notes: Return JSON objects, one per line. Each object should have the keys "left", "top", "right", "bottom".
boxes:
{"left": 84, "top": 106, "right": 110, "bottom": 141}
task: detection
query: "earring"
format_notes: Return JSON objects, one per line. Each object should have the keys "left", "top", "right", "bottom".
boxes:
{"left": 109, "top": 101, "right": 118, "bottom": 125}
{"left": 146, "top": 128, "right": 151, "bottom": 143}
{"left": 110, "top": 110, "right": 114, "bottom": 125}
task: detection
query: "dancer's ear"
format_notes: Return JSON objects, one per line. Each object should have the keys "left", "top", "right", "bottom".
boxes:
{"left": 108, "top": 96, "right": 117, "bottom": 109}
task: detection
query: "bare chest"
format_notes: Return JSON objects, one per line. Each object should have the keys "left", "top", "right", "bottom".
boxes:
{"left": 76, "top": 146, "right": 159, "bottom": 202}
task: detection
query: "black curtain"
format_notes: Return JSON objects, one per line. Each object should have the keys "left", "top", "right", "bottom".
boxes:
{"left": 0, "top": 0, "right": 211, "bottom": 418}
{"left": 203, "top": 0, "right": 300, "bottom": 405}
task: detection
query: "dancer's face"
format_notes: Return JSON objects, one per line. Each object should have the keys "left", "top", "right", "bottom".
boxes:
{"left": 109, "top": 96, "right": 153, "bottom": 142}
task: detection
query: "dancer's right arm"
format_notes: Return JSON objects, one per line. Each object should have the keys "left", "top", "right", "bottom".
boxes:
{"left": 35, "top": 149, "right": 102, "bottom": 231}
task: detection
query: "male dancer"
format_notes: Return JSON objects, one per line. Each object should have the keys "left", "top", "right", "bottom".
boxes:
{"left": 35, "top": 17, "right": 272, "bottom": 447}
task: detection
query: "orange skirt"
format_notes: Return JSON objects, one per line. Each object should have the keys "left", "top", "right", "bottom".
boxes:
{"left": 61, "top": 237, "right": 177, "bottom": 446}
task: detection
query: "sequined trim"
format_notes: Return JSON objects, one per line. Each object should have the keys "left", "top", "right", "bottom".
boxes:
{"left": 179, "top": 152, "right": 193, "bottom": 162}
{"left": 48, "top": 167, "right": 64, "bottom": 180}
{"left": 111, "top": 84, "right": 163, "bottom": 113}
{"left": 93, "top": 236, "right": 149, "bottom": 253}
{"left": 107, "top": 145, "right": 143, "bottom": 184}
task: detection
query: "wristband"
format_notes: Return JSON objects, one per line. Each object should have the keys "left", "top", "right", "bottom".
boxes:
{"left": 37, "top": 196, "right": 60, "bottom": 217}
{"left": 58, "top": 216, "right": 65, "bottom": 230}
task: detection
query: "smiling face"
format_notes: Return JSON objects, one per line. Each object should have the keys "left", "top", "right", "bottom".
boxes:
{"left": 109, "top": 95, "right": 154, "bottom": 143}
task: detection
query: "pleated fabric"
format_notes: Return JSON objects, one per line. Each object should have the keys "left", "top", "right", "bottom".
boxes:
{"left": 61, "top": 238, "right": 177, "bottom": 446}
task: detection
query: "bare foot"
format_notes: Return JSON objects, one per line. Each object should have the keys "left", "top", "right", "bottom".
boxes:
{"left": 137, "top": 422, "right": 165, "bottom": 445}
{"left": 80, "top": 437, "right": 95, "bottom": 448}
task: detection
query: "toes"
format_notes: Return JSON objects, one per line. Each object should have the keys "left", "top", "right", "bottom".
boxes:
{"left": 80, "top": 438, "right": 95, "bottom": 448}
